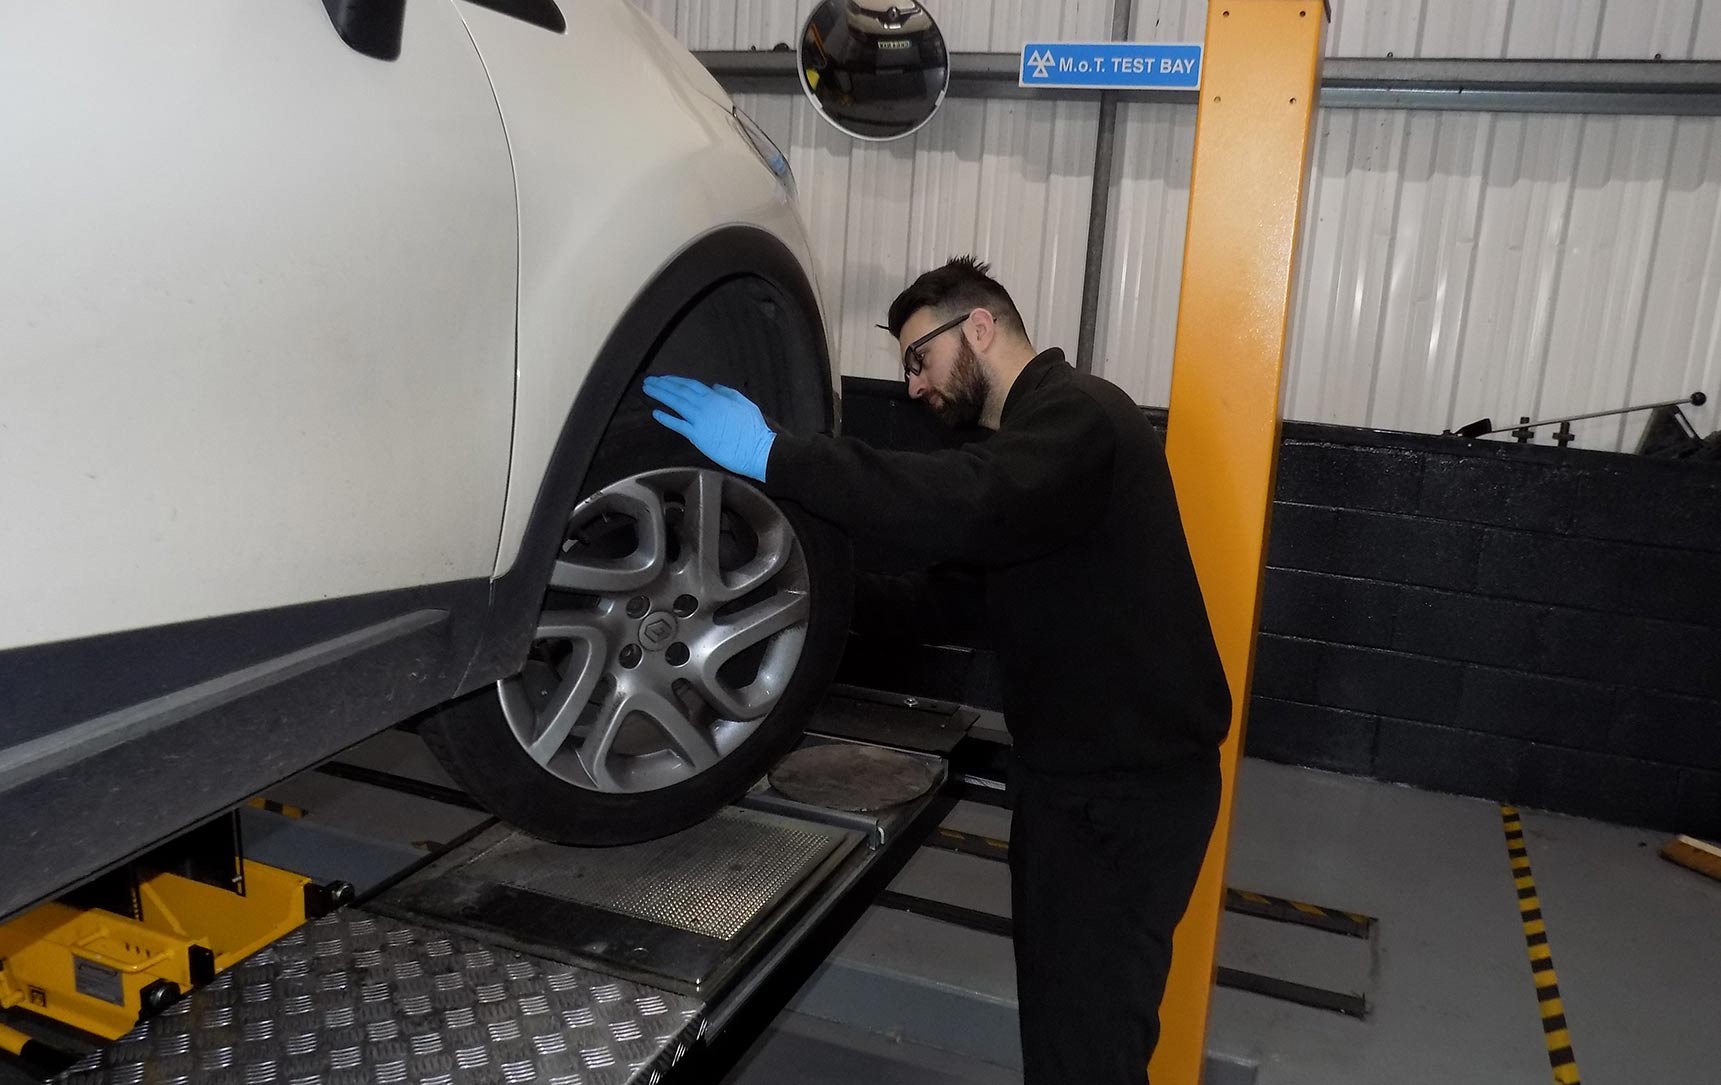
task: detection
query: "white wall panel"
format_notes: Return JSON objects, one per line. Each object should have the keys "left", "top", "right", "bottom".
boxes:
{"left": 1129, "top": 0, "right": 1721, "bottom": 58}
{"left": 1631, "top": 118, "right": 1721, "bottom": 448}
{"left": 1319, "top": 0, "right": 1711, "bottom": 60}
{"left": 1102, "top": 104, "right": 1721, "bottom": 450}
{"left": 630, "top": 0, "right": 1112, "bottom": 51}
{"left": 1094, "top": 103, "right": 1195, "bottom": 409}
{"left": 1126, "top": 0, "right": 1209, "bottom": 42}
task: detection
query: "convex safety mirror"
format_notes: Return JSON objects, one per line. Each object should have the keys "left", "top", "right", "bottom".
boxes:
{"left": 798, "top": 1, "right": 950, "bottom": 140}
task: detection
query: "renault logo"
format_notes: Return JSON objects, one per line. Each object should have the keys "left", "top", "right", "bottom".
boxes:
{"left": 640, "top": 614, "right": 679, "bottom": 649}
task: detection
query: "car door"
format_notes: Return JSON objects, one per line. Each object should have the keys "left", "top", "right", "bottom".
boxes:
{"left": 0, "top": 0, "right": 517, "bottom": 915}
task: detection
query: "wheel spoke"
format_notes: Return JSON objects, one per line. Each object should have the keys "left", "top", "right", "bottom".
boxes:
{"left": 685, "top": 592, "right": 810, "bottom": 720}
{"left": 535, "top": 612, "right": 608, "bottom": 643}
{"left": 714, "top": 520, "right": 796, "bottom": 602}
{"left": 629, "top": 687, "right": 722, "bottom": 773}
{"left": 683, "top": 665, "right": 756, "bottom": 722}
{"left": 575, "top": 686, "right": 721, "bottom": 790}
{"left": 707, "top": 591, "right": 810, "bottom": 663}
{"left": 551, "top": 481, "right": 667, "bottom": 592}
{"left": 500, "top": 678, "right": 599, "bottom": 787}
{"left": 680, "top": 471, "right": 726, "bottom": 598}
{"left": 576, "top": 692, "right": 631, "bottom": 793}
{"left": 522, "top": 640, "right": 607, "bottom": 769}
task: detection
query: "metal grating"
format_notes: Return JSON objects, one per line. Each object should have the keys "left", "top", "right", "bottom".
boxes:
{"left": 437, "top": 810, "right": 839, "bottom": 942}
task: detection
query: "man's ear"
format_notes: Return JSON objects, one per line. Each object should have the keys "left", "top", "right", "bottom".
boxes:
{"left": 968, "top": 307, "right": 997, "bottom": 352}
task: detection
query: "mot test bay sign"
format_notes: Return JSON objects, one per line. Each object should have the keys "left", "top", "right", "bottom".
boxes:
{"left": 1019, "top": 42, "right": 1203, "bottom": 90}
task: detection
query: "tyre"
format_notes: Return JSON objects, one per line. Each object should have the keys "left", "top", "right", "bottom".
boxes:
{"left": 423, "top": 372, "right": 851, "bottom": 846}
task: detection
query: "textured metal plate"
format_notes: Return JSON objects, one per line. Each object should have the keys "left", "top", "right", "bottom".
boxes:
{"left": 805, "top": 692, "right": 977, "bottom": 754}
{"left": 411, "top": 809, "right": 839, "bottom": 943}
{"left": 56, "top": 909, "right": 701, "bottom": 1085}
{"left": 374, "top": 809, "right": 860, "bottom": 996}
{"left": 767, "top": 744, "right": 942, "bottom": 812}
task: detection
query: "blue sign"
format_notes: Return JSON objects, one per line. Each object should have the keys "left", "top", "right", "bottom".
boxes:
{"left": 1019, "top": 42, "right": 1203, "bottom": 90}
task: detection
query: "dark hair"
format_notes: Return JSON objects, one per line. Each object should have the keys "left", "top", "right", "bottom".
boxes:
{"left": 885, "top": 255, "right": 1028, "bottom": 340}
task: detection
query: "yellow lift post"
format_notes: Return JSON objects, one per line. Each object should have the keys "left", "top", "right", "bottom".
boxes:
{"left": 1155, "top": 1, "right": 1328, "bottom": 1081}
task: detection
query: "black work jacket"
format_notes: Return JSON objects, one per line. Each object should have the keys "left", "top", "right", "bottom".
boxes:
{"left": 765, "top": 349, "right": 1231, "bottom": 777}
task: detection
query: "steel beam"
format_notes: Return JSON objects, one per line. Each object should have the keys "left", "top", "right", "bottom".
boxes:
{"left": 1074, "top": 0, "right": 1135, "bottom": 373}
{"left": 698, "top": 50, "right": 1721, "bottom": 114}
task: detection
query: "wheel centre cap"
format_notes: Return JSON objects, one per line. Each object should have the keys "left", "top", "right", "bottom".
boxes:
{"left": 638, "top": 612, "right": 680, "bottom": 651}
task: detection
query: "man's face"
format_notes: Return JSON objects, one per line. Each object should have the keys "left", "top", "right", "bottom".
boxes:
{"left": 898, "top": 309, "right": 990, "bottom": 429}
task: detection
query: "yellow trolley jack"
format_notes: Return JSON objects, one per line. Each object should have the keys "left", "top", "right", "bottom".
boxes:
{"left": 0, "top": 811, "right": 351, "bottom": 1070}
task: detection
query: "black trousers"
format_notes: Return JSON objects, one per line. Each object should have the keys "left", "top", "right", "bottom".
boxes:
{"left": 1009, "top": 750, "right": 1222, "bottom": 1085}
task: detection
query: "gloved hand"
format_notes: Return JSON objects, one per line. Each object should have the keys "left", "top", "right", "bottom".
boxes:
{"left": 642, "top": 375, "right": 776, "bottom": 482}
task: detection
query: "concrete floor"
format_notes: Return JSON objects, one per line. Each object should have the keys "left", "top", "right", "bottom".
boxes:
{"left": 725, "top": 759, "right": 1721, "bottom": 1084}
{"left": 720, "top": 1012, "right": 1023, "bottom": 1085}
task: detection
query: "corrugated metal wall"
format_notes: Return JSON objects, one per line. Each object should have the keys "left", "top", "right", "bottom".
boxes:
{"left": 733, "top": 93, "right": 1102, "bottom": 384}
{"left": 638, "top": 0, "right": 1721, "bottom": 449}
{"left": 1103, "top": 105, "right": 1721, "bottom": 449}
{"left": 633, "top": 0, "right": 1114, "bottom": 50}
{"left": 1124, "top": 0, "right": 1721, "bottom": 58}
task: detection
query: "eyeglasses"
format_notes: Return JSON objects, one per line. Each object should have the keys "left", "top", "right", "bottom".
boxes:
{"left": 880, "top": 314, "right": 969, "bottom": 380}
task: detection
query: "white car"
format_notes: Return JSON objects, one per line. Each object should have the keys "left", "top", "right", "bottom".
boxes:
{"left": 0, "top": 0, "right": 852, "bottom": 922}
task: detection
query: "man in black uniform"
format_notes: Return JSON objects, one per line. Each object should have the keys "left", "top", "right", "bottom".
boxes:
{"left": 643, "top": 256, "right": 1232, "bottom": 1084}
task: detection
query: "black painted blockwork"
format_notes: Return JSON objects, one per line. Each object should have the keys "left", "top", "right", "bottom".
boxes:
{"left": 1261, "top": 570, "right": 1398, "bottom": 649}
{"left": 1260, "top": 426, "right": 1720, "bottom": 836}
{"left": 833, "top": 378, "right": 1721, "bottom": 838}
{"left": 1246, "top": 698, "right": 1378, "bottom": 775}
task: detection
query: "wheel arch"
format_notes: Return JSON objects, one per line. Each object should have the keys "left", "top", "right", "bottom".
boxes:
{"left": 457, "top": 225, "right": 836, "bottom": 692}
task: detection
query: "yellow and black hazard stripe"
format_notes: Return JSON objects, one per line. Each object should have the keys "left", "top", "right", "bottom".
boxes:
{"left": 247, "top": 796, "right": 308, "bottom": 819}
{"left": 928, "top": 827, "right": 1012, "bottom": 860}
{"left": 1501, "top": 805, "right": 1581, "bottom": 1085}
{"left": 922, "top": 828, "right": 1376, "bottom": 939}
{"left": 1223, "top": 888, "right": 1374, "bottom": 939}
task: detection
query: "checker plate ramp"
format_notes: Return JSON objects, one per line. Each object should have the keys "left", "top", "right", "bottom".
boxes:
{"left": 57, "top": 908, "right": 704, "bottom": 1085}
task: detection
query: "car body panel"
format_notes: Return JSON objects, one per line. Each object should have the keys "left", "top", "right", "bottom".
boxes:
{"left": 0, "top": 0, "right": 518, "bottom": 653}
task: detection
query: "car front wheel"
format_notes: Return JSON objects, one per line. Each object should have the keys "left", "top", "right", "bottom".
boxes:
{"left": 423, "top": 459, "right": 850, "bottom": 844}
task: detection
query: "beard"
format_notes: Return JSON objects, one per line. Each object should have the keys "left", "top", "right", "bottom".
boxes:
{"left": 929, "top": 337, "right": 990, "bottom": 429}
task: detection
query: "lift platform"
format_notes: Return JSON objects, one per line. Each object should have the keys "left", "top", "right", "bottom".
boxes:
{"left": 4, "top": 687, "right": 1373, "bottom": 1084}
{"left": 7, "top": 697, "right": 955, "bottom": 1085}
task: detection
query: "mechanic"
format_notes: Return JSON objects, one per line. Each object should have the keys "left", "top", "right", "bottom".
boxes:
{"left": 643, "top": 255, "right": 1232, "bottom": 1085}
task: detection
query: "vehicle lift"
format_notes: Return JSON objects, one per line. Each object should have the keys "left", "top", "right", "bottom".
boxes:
{"left": 2, "top": 685, "right": 1369, "bottom": 1085}
{"left": 0, "top": 2, "right": 1327, "bottom": 1081}
{"left": 0, "top": 692, "right": 971, "bottom": 1084}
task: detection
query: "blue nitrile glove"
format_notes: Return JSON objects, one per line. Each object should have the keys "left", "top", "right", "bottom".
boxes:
{"left": 642, "top": 375, "right": 776, "bottom": 482}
